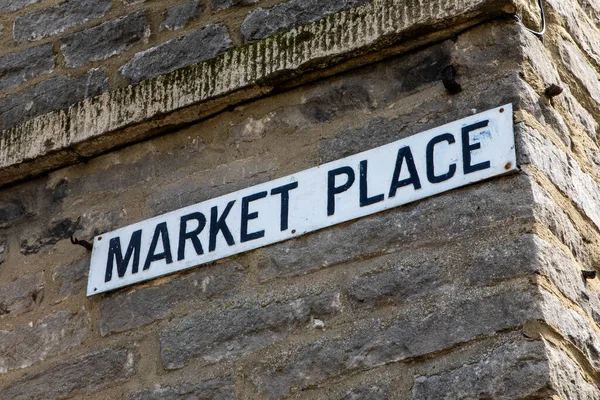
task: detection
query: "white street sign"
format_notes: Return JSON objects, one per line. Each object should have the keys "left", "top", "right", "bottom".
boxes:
{"left": 88, "top": 104, "right": 516, "bottom": 296}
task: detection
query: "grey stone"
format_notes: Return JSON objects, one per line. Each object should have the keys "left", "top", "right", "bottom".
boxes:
{"left": 0, "top": 310, "right": 87, "bottom": 373}
{"left": 258, "top": 174, "right": 534, "bottom": 281}
{"left": 519, "top": 125, "right": 600, "bottom": 232}
{"left": 348, "top": 261, "right": 445, "bottom": 307}
{"left": 0, "top": 272, "right": 43, "bottom": 318}
{"left": 160, "top": 0, "right": 203, "bottom": 31}
{"left": 99, "top": 261, "right": 245, "bottom": 336}
{"left": 300, "top": 82, "right": 374, "bottom": 124}
{"left": 547, "top": 344, "right": 600, "bottom": 400}
{"left": 2, "top": 348, "right": 136, "bottom": 399}
{"left": 342, "top": 384, "right": 389, "bottom": 400}
{"left": 558, "top": 38, "right": 600, "bottom": 104}
{"left": 252, "top": 288, "right": 539, "bottom": 397}
{"left": 213, "top": 0, "right": 258, "bottom": 10}
{"left": 0, "top": 44, "right": 55, "bottom": 92}
{"left": 160, "top": 291, "right": 341, "bottom": 369}
{"left": 61, "top": 11, "right": 149, "bottom": 68}
{"left": 53, "top": 258, "right": 88, "bottom": 301}
{"left": 411, "top": 341, "right": 550, "bottom": 399}
{"left": 241, "top": 0, "right": 371, "bottom": 41}
{"left": 127, "top": 377, "right": 235, "bottom": 400}
{"left": 0, "top": 199, "right": 26, "bottom": 228}
{"left": 20, "top": 216, "right": 82, "bottom": 255}
{"left": 0, "top": 237, "right": 5, "bottom": 264}
{"left": 148, "top": 156, "right": 278, "bottom": 215}
{"left": 0, "top": 0, "right": 38, "bottom": 13}
{"left": 120, "top": 25, "right": 232, "bottom": 83}
{"left": 14, "top": 0, "right": 111, "bottom": 42}
{"left": 0, "top": 68, "right": 108, "bottom": 130}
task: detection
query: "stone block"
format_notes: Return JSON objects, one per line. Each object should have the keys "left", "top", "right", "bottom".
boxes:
{"left": 160, "top": 291, "right": 341, "bottom": 369}
{"left": 0, "top": 69, "right": 108, "bottom": 131}
{"left": 127, "top": 377, "right": 235, "bottom": 400}
{"left": 251, "top": 288, "right": 539, "bottom": 397}
{"left": 258, "top": 174, "right": 534, "bottom": 281}
{"left": 0, "top": 0, "right": 38, "bottom": 13}
{"left": 99, "top": 261, "right": 245, "bottom": 336}
{"left": 53, "top": 258, "right": 88, "bottom": 301}
{"left": 241, "top": 0, "right": 371, "bottom": 41}
{"left": 558, "top": 38, "right": 600, "bottom": 105}
{"left": 61, "top": 11, "right": 149, "bottom": 68}
{"left": 120, "top": 24, "right": 232, "bottom": 83}
{"left": 2, "top": 348, "right": 136, "bottom": 399}
{"left": 342, "top": 384, "right": 389, "bottom": 400}
{"left": 0, "top": 237, "right": 5, "bottom": 265}
{"left": 160, "top": 0, "right": 203, "bottom": 31}
{"left": 0, "top": 44, "right": 55, "bottom": 92}
{"left": 0, "top": 199, "right": 26, "bottom": 228}
{"left": 0, "top": 310, "right": 87, "bottom": 373}
{"left": 547, "top": 343, "right": 600, "bottom": 399}
{"left": 0, "top": 272, "right": 43, "bottom": 318}
{"left": 20, "top": 216, "right": 82, "bottom": 255}
{"left": 411, "top": 341, "right": 550, "bottom": 399}
{"left": 14, "top": 0, "right": 111, "bottom": 42}
{"left": 212, "top": 0, "right": 258, "bottom": 10}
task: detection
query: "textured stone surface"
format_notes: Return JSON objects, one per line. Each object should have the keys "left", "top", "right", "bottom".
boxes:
{"left": 20, "top": 216, "right": 82, "bottom": 255}
{"left": 241, "top": 0, "right": 371, "bottom": 41}
{"left": 99, "top": 261, "right": 245, "bottom": 335}
{"left": 411, "top": 341, "right": 550, "bottom": 399}
{"left": 0, "top": 69, "right": 108, "bottom": 130}
{"left": 0, "top": 310, "right": 87, "bottom": 373}
{"left": 0, "top": 0, "right": 38, "bottom": 13}
{"left": 0, "top": 44, "right": 55, "bottom": 92}
{"left": 258, "top": 174, "right": 533, "bottom": 281}
{"left": 53, "top": 258, "right": 88, "bottom": 301}
{"left": 160, "top": 291, "right": 341, "bottom": 369}
{"left": 127, "top": 377, "right": 235, "bottom": 400}
{"left": 2, "top": 348, "right": 136, "bottom": 399}
{"left": 251, "top": 288, "right": 538, "bottom": 397}
{"left": 0, "top": 199, "right": 26, "bottom": 228}
{"left": 213, "top": 0, "right": 258, "bottom": 10}
{"left": 14, "top": 0, "right": 111, "bottom": 42}
{"left": 559, "top": 38, "right": 600, "bottom": 104}
{"left": 0, "top": 237, "right": 5, "bottom": 265}
{"left": 120, "top": 25, "right": 232, "bottom": 82}
{"left": 61, "top": 11, "right": 149, "bottom": 68}
{"left": 0, "top": 272, "right": 43, "bottom": 318}
{"left": 547, "top": 344, "right": 600, "bottom": 400}
{"left": 160, "top": 0, "right": 203, "bottom": 31}
{"left": 342, "top": 384, "right": 389, "bottom": 400}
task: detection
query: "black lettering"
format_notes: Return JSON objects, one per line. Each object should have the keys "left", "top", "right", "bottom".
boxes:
{"left": 143, "top": 222, "right": 173, "bottom": 270}
{"left": 209, "top": 200, "right": 236, "bottom": 252}
{"left": 426, "top": 133, "right": 457, "bottom": 183}
{"left": 241, "top": 191, "right": 268, "bottom": 243}
{"left": 462, "top": 120, "right": 491, "bottom": 174}
{"left": 359, "top": 160, "right": 384, "bottom": 207}
{"left": 389, "top": 146, "right": 422, "bottom": 198}
{"left": 271, "top": 182, "right": 299, "bottom": 231}
{"left": 177, "top": 212, "right": 207, "bottom": 261}
{"left": 105, "top": 230, "right": 142, "bottom": 282}
{"left": 327, "top": 166, "right": 355, "bottom": 216}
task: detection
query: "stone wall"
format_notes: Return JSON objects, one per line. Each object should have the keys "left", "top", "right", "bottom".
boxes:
{"left": 2, "top": 0, "right": 600, "bottom": 398}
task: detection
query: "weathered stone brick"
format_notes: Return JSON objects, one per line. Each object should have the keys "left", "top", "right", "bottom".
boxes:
{"left": 160, "top": 0, "right": 203, "bottom": 31}
{"left": 20, "top": 216, "right": 82, "bottom": 255}
{"left": 241, "top": 0, "right": 371, "bottom": 41}
{"left": 0, "top": 68, "right": 108, "bottom": 130}
{"left": 558, "top": 38, "right": 600, "bottom": 105}
{"left": 127, "top": 377, "right": 235, "bottom": 400}
{"left": 0, "top": 237, "right": 5, "bottom": 265}
{"left": 2, "top": 348, "right": 136, "bottom": 399}
{"left": 53, "top": 258, "right": 88, "bottom": 301}
{"left": 61, "top": 11, "right": 149, "bottom": 68}
{"left": 0, "top": 199, "right": 26, "bottom": 228}
{"left": 251, "top": 288, "right": 538, "bottom": 397}
{"left": 0, "top": 310, "right": 87, "bottom": 373}
{"left": 160, "top": 291, "right": 341, "bottom": 369}
{"left": 342, "top": 384, "right": 389, "bottom": 400}
{"left": 0, "top": 272, "right": 43, "bottom": 318}
{"left": 547, "top": 343, "right": 600, "bottom": 399}
{"left": 258, "top": 174, "right": 534, "bottom": 281}
{"left": 99, "top": 261, "right": 246, "bottom": 336}
{"left": 212, "top": 0, "right": 258, "bottom": 10}
{"left": 120, "top": 25, "right": 232, "bottom": 83}
{"left": 0, "top": 44, "right": 55, "bottom": 92}
{"left": 0, "top": 0, "right": 38, "bottom": 13}
{"left": 411, "top": 341, "right": 550, "bottom": 399}
{"left": 13, "top": 0, "right": 111, "bottom": 42}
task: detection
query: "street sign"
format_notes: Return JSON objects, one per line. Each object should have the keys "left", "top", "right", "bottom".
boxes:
{"left": 88, "top": 104, "right": 516, "bottom": 296}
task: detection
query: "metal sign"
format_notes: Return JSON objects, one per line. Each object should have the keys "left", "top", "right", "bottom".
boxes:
{"left": 88, "top": 104, "right": 516, "bottom": 296}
